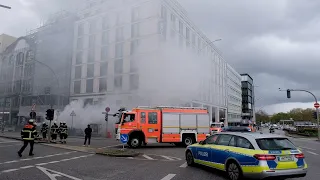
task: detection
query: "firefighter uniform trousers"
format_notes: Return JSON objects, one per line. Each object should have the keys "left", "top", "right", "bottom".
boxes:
{"left": 18, "top": 124, "right": 37, "bottom": 156}
{"left": 60, "top": 125, "right": 68, "bottom": 143}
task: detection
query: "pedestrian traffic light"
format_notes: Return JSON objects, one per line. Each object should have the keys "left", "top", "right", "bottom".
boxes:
{"left": 287, "top": 90, "right": 291, "bottom": 98}
{"left": 313, "top": 111, "right": 317, "bottom": 119}
{"left": 30, "top": 111, "right": 36, "bottom": 119}
{"left": 105, "top": 113, "right": 108, "bottom": 121}
{"left": 46, "top": 109, "right": 54, "bottom": 120}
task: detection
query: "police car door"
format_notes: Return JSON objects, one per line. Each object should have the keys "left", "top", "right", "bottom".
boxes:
{"left": 196, "top": 134, "right": 219, "bottom": 162}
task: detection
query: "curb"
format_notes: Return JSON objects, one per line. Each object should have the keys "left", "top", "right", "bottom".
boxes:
{"left": 95, "top": 149, "right": 141, "bottom": 157}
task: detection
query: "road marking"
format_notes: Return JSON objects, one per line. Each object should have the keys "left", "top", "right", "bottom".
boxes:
{"left": 142, "top": 154, "right": 154, "bottom": 160}
{"left": 179, "top": 162, "right": 187, "bottom": 168}
{"left": 299, "top": 146, "right": 317, "bottom": 151}
{"left": 2, "top": 169, "right": 18, "bottom": 173}
{"left": 0, "top": 151, "right": 76, "bottom": 165}
{"left": 97, "top": 144, "right": 124, "bottom": 149}
{"left": 20, "top": 165, "right": 34, "bottom": 169}
{"left": 127, "top": 157, "right": 134, "bottom": 159}
{"left": 37, "top": 166, "right": 82, "bottom": 180}
{"left": 161, "top": 174, "right": 176, "bottom": 180}
{"left": 160, "top": 155, "right": 175, "bottom": 161}
{"left": 0, "top": 154, "right": 94, "bottom": 174}
{"left": 306, "top": 151, "right": 319, "bottom": 155}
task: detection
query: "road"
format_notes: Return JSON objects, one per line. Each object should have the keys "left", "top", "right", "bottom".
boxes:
{"left": 0, "top": 130, "right": 318, "bottom": 180}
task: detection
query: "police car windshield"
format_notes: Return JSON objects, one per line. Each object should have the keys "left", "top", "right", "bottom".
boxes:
{"left": 256, "top": 138, "right": 296, "bottom": 150}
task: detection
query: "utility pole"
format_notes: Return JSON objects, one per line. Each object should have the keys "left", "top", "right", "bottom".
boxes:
{"left": 280, "top": 88, "right": 320, "bottom": 140}
{"left": 0, "top": 4, "right": 11, "bottom": 9}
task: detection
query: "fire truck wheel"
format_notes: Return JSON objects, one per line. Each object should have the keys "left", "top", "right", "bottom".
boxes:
{"left": 183, "top": 136, "right": 195, "bottom": 147}
{"left": 128, "top": 137, "right": 141, "bottom": 148}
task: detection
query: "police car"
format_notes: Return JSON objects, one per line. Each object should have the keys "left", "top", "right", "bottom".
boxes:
{"left": 185, "top": 132, "right": 307, "bottom": 180}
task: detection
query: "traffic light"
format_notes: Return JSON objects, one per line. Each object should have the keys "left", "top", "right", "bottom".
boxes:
{"left": 287, "top": 90, "right": 291, "bottom": 98}
{"left": 105, "top": 113, "right": 108, "bottom": 121}
{"left": 30, "top": 111, "right": 36, "bottom": 119}
{"left": 313, "top": 111, "right": 317, "bottom": 119}
{"left": 46, "top": 109, "right": 54, "bottom": 120}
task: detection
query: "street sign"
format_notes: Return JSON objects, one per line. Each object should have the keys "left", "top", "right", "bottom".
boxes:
{"left": 30, "top": 111, "right": 36, "bottom": 118}
{"left": 105, "top": 107, "right": 110, "bottom": 112}
{"left": 31, "top": 103, "right": 36, "bottom": 111}
{"left": 315, "top": 103, "right": 320, "bottom": 108}
{"left": 70, "top": 111, "right": 76, "bottom": 116}
{"left": 120, "top": 134, "right": 128, "bottom": 144}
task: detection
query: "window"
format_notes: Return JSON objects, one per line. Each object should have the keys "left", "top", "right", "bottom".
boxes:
{"left": 74, "top": 81, "right": 81, "bottom": 94}
{"left": 132, "top": 7, "right": 140, "bottom": 22}
{"left": 99, "top": 78, "right": 107, "bottom": 92}
{"left": 161, "top": 5, "right": 167, "bottom": 19}
{"left": 186, "top": 28, "right": 190, "bottom": 41}
{"left": 148, "top": 112, "right": 157, "bottom": 124}
{"left": 89, "top": 20, "right": 96, "bottom": 34}
{"left": 130, "top": 74, "right": 139, "bottom": 90}
{"left": 256, "top": 138, "right": 296, "bottom": 150}
{"left": 116, "top": 27, "right": 124, "bottom": 41}
{"left": 76, "top": 52, "right": 83, "bottom": 64}
{"left": 77, "top": 38, "right": 83, "bottom": 49}
{"left": 100, "top": 62, "right": 108, "bottom": 76}
{"left": 102, "top": 16, "right": 109, "bottom": 29}
{"left": 78, "top": 24, "right": 84, "bottom": 36}
{"left": 16, "top": 52, "right": 24, "bottom": 65}
{"left": 114, "top": 76, "right": 122, "bottom": 89}
{"left": 171, "top": 14, "right": 176, "bottom": 29}
{"left": 86, "top": 79, "right": 93, "bottom": 93}
{"left": 102, "top": 31, "right": 109, "bottom": 45}
{"left": 228, "top": 136, "right": 236, "bottom": 146}
{"left": 87, "top": 64, "right": 94, "bottom": 77}
{"left": 130, "top": 40, "right": 139, "bottom": 55}
{"left": 114, "top": 59, "right": 123, "bottom": 74}
{"left": 101, "top": 46, "right": 108, "bottom": 60}
{"left": 88, "top": 49, "right": 95, "bottom": 62}
{"left": 123, "top": 113, "right": 135, "bottom": 122}
{"left": 75, "top": 66, "right": 82, "bottom": 79}
{"left": 131, "top": 23, "right": 140, "bottom": 38}
{"left": 115, "top": 43, "right": 123, "bottom": 58}
{"left": 205, "top": 135, "right": 219, "bottom": 144}
{"left": 236, "top": 137, "right": 254, "bottom": 149}
{"left": 130, "top": 58, "right": 138, "bottom": 72}
{"left": 89, "top": 35, "right": 95, "bottom": 48}
{"left": 179, "top": 21, "right": 183, "bottom": 34}
{"left": 216, "top": 134, "right": 233, "bottom": 146}
{"left": 140, "top": 112, "right": 146, "bottom": 124}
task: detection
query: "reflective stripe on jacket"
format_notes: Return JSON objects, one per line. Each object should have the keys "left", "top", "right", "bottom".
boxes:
{"left": 21, "top": 124, "right": 37, "bottom": 140}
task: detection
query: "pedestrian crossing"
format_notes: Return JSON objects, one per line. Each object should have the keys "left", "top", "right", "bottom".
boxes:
{"left": 125, "top": 154, "right": 182, "bottom": 161}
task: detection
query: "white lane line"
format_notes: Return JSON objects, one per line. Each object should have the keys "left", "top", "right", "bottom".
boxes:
{"left": 179, "top": 162, "right": 187, "bottom": 168}
{"left": 142, "top": 154, "right": 154, "bottom": 160}
{"left": 127, "top": 157, "right": 134, "bottom": 159}
{"left": 299, "top": 146, "right": 317, "bottom": 151}
{"left": 2, "top": 169, "right": 18, "bottom": 173}
{"left": 306, "top": 151, "right": 319, "bottom": 155}
{"left": 161, "top": 174, "right": 176, "bottom": 180}
{"left": 20, "top": 165, "right": 34, "bottom": 169}
{"left": 0, "top": 151, "right": 76, "bottom": 165}
{"left": 161, "top": 155, "right": 175, "bottom": 161}
{"left": 0, "top": 154, "right": 94, "bottom": 174}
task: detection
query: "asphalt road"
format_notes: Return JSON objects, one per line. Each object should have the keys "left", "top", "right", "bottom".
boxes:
{"left": 0, "top": 130, "right": 319, "bottom": 180}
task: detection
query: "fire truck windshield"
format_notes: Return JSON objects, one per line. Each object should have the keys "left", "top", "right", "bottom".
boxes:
{"left": 211, "top": 123, "right": 223, "bottom": 128}
{"left": 123, "top": 113, "right": 135, "bottom": 123}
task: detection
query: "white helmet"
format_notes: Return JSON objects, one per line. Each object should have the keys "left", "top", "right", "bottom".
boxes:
{"left": 54, "top": 121, "right": 57, "bottom": 124}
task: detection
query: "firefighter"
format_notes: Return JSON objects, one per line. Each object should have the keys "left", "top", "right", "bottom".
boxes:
{"left": 50, "top": 121, "right": 58, "bottom": 143}
{"left": 60, "top": 122, "right": 68, "bottom": 144}
{"left": 18, "top": 119, "right": 37, "bottom": 157}
{"left": 40, "top": 122, "right": 48, "bottom": 140}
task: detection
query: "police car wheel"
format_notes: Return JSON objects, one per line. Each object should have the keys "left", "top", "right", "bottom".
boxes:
{"left": 186, "top": 151, "right": 194, "bottom": 166}
{"left": 227, "top": 161, "right": 243, "bottom": 180}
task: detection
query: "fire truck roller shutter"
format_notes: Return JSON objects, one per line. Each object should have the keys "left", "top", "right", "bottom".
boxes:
{"left": 128, "top": 130, "right": 145, "bottom": 148}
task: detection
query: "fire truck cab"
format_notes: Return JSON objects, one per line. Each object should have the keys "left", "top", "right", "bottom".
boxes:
{"left": 210, "top": 122, "right": 224, "bottom": 134}
{"left": 116, "top": 106, "right": 211, "bottom": 148}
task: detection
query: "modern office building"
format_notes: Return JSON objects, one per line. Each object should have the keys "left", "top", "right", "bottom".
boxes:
{"left": 0, "top": 11, "right": 77, "bottom": 125}
{"left": 241, "top": 73, "right": 255, "bottom": 121}
{"left": 70, "top": 0, "right": 241, "bottom": 125}
{"left": 226, "top": 64, "right": 242, "bottom": 124}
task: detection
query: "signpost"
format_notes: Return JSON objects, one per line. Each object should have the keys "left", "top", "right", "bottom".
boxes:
{"left": 70, "top": 111, "right": 76, "bottom": 130}
{"left": 120, "top": 134, "right": 128, "bottom": 150}
{"left": 102, "top": 107, "right": 111, "bottom": 138}
{"left": 314, "top": 103, "right": 320, "bottom": 109}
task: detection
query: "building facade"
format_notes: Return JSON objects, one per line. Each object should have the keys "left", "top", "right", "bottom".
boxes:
{"left": 241, "top": 73, "right": 255, "bottom": 121}
{"left": 0, "top": 11, "right": 77, "bottom": 125}
{"left": 0, "top": 34, "right": 17, "bottom": 53}
{"left": 70, "top": 0, "right": 240, "bottom": 125}
{"left": 226, "top": 64, "right": 242, "bottom": 124}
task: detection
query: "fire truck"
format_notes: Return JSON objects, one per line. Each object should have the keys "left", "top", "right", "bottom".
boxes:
{"left": 115, "top": 106, "right": 211, "bottom": 148}
{"left": 210, "top": 122, "right": 224, "bottom": 134}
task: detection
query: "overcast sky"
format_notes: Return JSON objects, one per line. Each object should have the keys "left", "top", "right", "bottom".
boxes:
{"left": 1, "top": 0, "right": 319, "bottom": 114}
